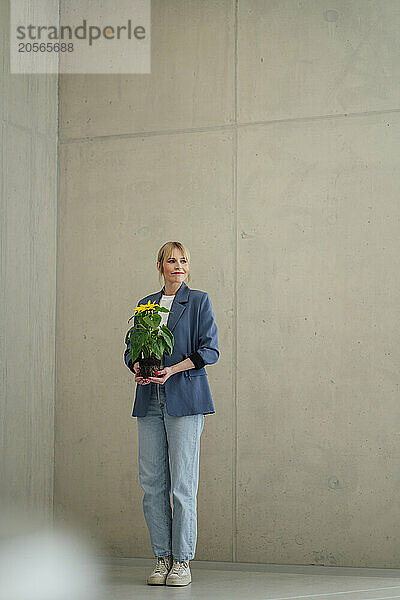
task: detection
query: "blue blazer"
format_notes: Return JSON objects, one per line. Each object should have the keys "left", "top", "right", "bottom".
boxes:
{"left": 124, "top": 281, "right": 219, "bottom": 417}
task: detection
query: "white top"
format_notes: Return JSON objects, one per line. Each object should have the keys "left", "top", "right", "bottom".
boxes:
{"left": 158, "top": 294, "right": 174, "bottom": 369}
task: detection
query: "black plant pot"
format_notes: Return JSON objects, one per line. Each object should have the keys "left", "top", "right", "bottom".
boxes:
{"left": 138, "top": 355, "right": 162, "bottom": 378}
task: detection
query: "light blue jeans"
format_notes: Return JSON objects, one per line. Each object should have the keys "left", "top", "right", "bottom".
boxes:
{"left": 137, "top": 382, "right": 205, "bottom": 561}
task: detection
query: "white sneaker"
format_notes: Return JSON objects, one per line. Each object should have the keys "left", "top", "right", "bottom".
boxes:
{"left": 147, "top": 555, "right": 173, "bottom": 585}
{"left": 166, "top": 560, "right": 192, "bottom": 586}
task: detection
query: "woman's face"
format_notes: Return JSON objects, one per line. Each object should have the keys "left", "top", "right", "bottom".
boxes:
{"left": 158, "top": 248, "right": 189, "bottom": 287}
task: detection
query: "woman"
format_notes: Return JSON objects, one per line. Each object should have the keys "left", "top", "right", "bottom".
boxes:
{"left": 123, "top": 241, "right": 219, "bottom": 586}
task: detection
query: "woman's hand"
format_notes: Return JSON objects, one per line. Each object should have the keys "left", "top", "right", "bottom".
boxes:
{"left": 147, "top": 366, "right": 173, "bottom": 385}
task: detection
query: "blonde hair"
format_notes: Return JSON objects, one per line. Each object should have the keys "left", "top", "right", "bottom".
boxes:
{"left": 157, "top": 241, "right": 191, "bottom": 287}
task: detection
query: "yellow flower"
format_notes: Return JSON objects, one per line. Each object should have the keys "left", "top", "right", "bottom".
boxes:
{"left": 133, "top": 300, "right": 160, "bottom": 314}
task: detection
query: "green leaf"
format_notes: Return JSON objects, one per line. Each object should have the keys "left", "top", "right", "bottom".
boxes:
{"left": 124, "top": 326, "right": 135, "bottom": 345}
{"left": 158, "top": 328, "right": 173, "bottom": 352}
{"left": 160, "top": 324, "right": 174, "bottom": 346}
{"left": 130, "top": 329, "right": 148, "bottom": 363}
{"left": 154, "top": 338, "right": 165, "bottom": 358}
{"left": 142, "top": 313, "right": 161, "bottom": 329}
{"left": 151, "top": 313, "right": 162, "bottom": 327}
{"left": 147, "top": 337, "right": 163, "bottom": 359}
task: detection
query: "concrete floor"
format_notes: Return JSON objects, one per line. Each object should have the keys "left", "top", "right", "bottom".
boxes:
{"left": 98, "top": 558, "right": 400, "bottom": 600}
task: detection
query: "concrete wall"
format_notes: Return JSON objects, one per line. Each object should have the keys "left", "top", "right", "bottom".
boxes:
{"left": 0, "top": 0, "right": 58, "bottom": 518}
{"left": 56, "top": 1, "right": 400, "bottom": 567}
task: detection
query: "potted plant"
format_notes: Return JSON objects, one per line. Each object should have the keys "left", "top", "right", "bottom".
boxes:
{"left": 125, "top": 300, "right": 174, "bottom": 379}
